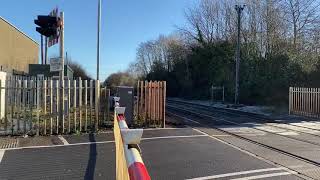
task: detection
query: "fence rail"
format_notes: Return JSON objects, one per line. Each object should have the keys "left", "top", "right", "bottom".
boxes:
{"left": 0, "top": 76, "right": 109, "bottom": 135}
{"left": 289, "top": 87, "right": 320, "bottom": 118}
{"left": 136, "top": 81, "right": 166, "bottom": 127}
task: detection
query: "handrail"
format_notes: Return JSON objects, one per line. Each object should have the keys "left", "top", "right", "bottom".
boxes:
{"left": 114, "top": 107, "right": 151, "bottom": 180}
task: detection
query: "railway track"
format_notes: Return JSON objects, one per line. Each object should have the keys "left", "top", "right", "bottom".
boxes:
{"left": 167, "top": 100, "right": 320, "bottom": 179}
{"left": 168, "top": 99, "right": 320, "bottom": 141}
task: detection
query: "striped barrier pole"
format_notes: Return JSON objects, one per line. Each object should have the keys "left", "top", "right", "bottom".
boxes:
{"left": 115, "top": 107, "right": 151, "bottom": 180}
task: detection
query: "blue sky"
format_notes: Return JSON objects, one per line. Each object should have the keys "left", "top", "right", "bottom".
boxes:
{"left": 0, "top": 0, "right": 196, "bottom": 80}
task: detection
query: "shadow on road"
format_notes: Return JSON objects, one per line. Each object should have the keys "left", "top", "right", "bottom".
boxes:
{"left": 84, "top": 133, "right": 97, "bottom": 180}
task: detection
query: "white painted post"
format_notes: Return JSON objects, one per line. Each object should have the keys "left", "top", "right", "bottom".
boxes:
{"left": 23, "top": 80, "right": 27, "bottom": 133}
{"left": 68, "top": 79, "right": 71, "bottom": 133}
{"left": 56, "top": 80, "right": 59, "bottom": 134}
{"left": 84, "top": 80, "right": 88, "bottom": 131}
{"left": 73, "top": 79, "right": 77, "bottom": 131}
{"left": 90, "top": 80, "right": 93, "bottom": 127}
{"left": 79, "top": 77, "right": 82, "bottom": 131}
{"left": 0, "top": 80, "right": 2, "bottom": 124}
{"left": 17, "top": 80, "right": 21, "bottom": 131}
{"left": 50, "top": 80, "right": 53, "bottom": 135}
{"left": 95, "top": 80, "right": 100, "bottom": 131}
{"left": 289, "top": 87, "right": 291, "bottom": 115}
{"left": 36, "top": 80, "right": 40, "bottom": 136}
{"left": 43, "top": 80, "right": 47, "bottom": 134}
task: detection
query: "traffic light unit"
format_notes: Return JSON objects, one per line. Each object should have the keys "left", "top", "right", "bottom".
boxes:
{"left": 34, "top": 15, "right": 61, "bottom": 38}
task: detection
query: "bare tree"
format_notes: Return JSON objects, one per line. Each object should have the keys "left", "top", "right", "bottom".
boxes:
{"left": 282, "top": 0, "right": 320, "bottom": 49}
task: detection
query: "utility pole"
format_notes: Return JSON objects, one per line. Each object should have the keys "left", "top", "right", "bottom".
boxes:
{"left": 66, "top": 51, "right": 68, "bottom": 65}
{"left": 59, "top": 12, "right": 65, "bottom": 133}
{"left": 234, "top": 4, "right": 244, "bottom": 105}
{"left": 97, "top": 0, "right": 101, "bottom": 80}
{"left": 45, "top": 37, "right": 48, "bottom": 64}
{"left": 41, "top": 35, "right": 44, "bottom": 64}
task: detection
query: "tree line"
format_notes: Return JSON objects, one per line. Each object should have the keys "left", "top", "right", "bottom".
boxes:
{"left": 108, "top": 0, "right": 320, "bottom": 105}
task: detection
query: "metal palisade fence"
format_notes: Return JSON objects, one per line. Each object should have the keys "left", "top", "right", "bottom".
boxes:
{"left": 289, "top": 87, "right": 320, "bottom": 118}
{"left": 0, "top": 75, "right": 110, "bottom": 135}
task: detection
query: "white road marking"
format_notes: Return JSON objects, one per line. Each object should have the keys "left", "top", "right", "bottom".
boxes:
{"left": 193, "top": 125, "right": 264, "bottom": 137}
{"left": 210, "top": 134, "right": 232, "bottom": 137}
{"left": 269, "top": 123, "right": 320, "bottom": 134}
{"left": 230, "top": 171, "right": 294, "bottom": 180}
{"left": 0, "top": 150, "right": 5, "bottom": 164}
{"left": 58, "top": 135, "right": 69, "bottom": 145}
{"left": 3, "top": 140, "right": 115, "bottom": 151}
{"left": 245, "top": 123, "right": 299, "bottom": 135}
{"left": 186, "top": 167, "right": 286, "bottom": 180}
{"left": 191, "top": 128, "right": 208, "bottom": 135}
{"left": 167, "top": 112, "right": 201, "bottom": 124}
{"left": 141, "top": 134, "right": 208, "bottom": 140}
{"left": 143, "top": 127, "right": 188, "bottom": 131}
{"left": 1, "top": 134, "right": 208, "bottom": 151}
{"left": 278, "top": 131, "right": 299, "bottom": 136}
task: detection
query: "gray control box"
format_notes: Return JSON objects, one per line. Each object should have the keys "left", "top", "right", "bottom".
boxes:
{"left": 116, "top": 86, "right": 134, "bottom": 125}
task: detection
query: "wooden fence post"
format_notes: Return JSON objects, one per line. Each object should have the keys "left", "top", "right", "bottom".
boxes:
{"left": 144, "top": 81, "right": 148, "bottom": 123}
{"left": 79, "top": 77, "right": 82, "bottom": 131}
{"left": 90, "top": 80, "right": 93, "bottom": 127}
{"left": 163, "top": 81, "right": 166, "bottom": 128}
{"left": 106, "top": 88, "right": 110, "bottom": 122}
{"left": 148, "top": 81, "right": 151, "bottom": 123}
{"left": 84, "top": 80, "right": 88, "bottom": 131}
{"left": 68, "top": 79, "right": 71, "bottom": 133}
{"left": 137, "top": 81, "right": 139, "bottom": 120}
{"left": 159, "top": 82, "right": 162, "bottom": 124}
{"left": 289, "top": 87, "right": 291, "bottom": 115}
{"left": 17, "top": 80, "right": 21, "bottom": 132}
{"left": 36, "top": 79, "right": 40, "bottom": 136}
{"left": 56, "top": 80, "right": 59, "bottom": 134}
{"left": 73, "top": 79, "right": 77, "bottom": 131}
{"left": 315, "top": 88, "right": 319, "bottom": 118}
{"left": 49, "top": 80, "right": 53, "bottom": 135}
{"left": 23, "top": 80, "right": 27, "bottom": 133}
{"left": 138, "top": 81, "right": 145, "bottom": 123}
{"left": 156, "top": 81, "right": 159, "bottom": 124}
{"left": 43, "top": 80, "right": 47, "bottom": 134}
{"left": 95, "top": 80, "right": 100, "bottom": 131}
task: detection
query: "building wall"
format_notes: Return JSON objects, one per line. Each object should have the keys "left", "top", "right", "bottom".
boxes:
{"left": 0, "top": 17, "right": 38, "bottom": 73}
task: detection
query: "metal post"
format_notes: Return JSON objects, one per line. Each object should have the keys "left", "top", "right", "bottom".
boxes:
{"left": 97, "top": 0, "right": 101, "bottom": 80}
{"left": 59, "top": 12, "right": 65, "bottom": 132}
{"left": 234, "top": 5, "right": 244, "bottom": 105}
{"left": 222, "top": 86, "right": 225, "bottom": 103}
{"left": 41, "top": 35, "right": 44, "bottom": 64}
{"left": 211, "top": 85, "right": 214, "bottom": 104}
{"left": 45, "top": 37, "right": 48, "bottom": 64}
{"left": 66, "top": 51, "right": 68, "bottom": 65}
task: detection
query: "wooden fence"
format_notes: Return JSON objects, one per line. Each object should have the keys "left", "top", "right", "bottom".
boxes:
{"left": 0, "top": 76, "right": 110, "bottom": 135}
{"left": 136, "top": 81, "right": 166, "bottom": 127}
{"left": 289, "top": 87, "right": 320, "bottom": 118}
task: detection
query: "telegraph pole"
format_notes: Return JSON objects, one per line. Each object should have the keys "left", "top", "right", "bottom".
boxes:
{"left": 59, "top": 12, "right": 65, "bottom": 133}
{"left": 45, "top": 37, "right": 48, "bottom": 64}
{"left": 234, "top": 5, "right": 244, "bottom": 105}
{"left": 97, "top": 0, "right": 101, "bottom": 80}
{"left": 41, "top": 35, "right": 44, "bottom": 64}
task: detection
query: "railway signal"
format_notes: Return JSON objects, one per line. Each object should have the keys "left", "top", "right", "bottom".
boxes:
{"left": 34, "top": 15, "right": 61, "bottom": 38}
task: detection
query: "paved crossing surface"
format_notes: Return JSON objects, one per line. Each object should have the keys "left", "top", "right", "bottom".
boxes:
{"left": 0, "top": 128, "right": 302, "bottom": 180}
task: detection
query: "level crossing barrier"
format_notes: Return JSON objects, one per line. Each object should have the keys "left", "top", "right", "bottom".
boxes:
{"left": 114, "top": 106, "right": 150, "bottom": 180}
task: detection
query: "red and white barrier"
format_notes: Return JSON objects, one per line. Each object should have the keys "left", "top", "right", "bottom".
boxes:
{"left": 115, "top": 107, "right": 151, "bottom": 180}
